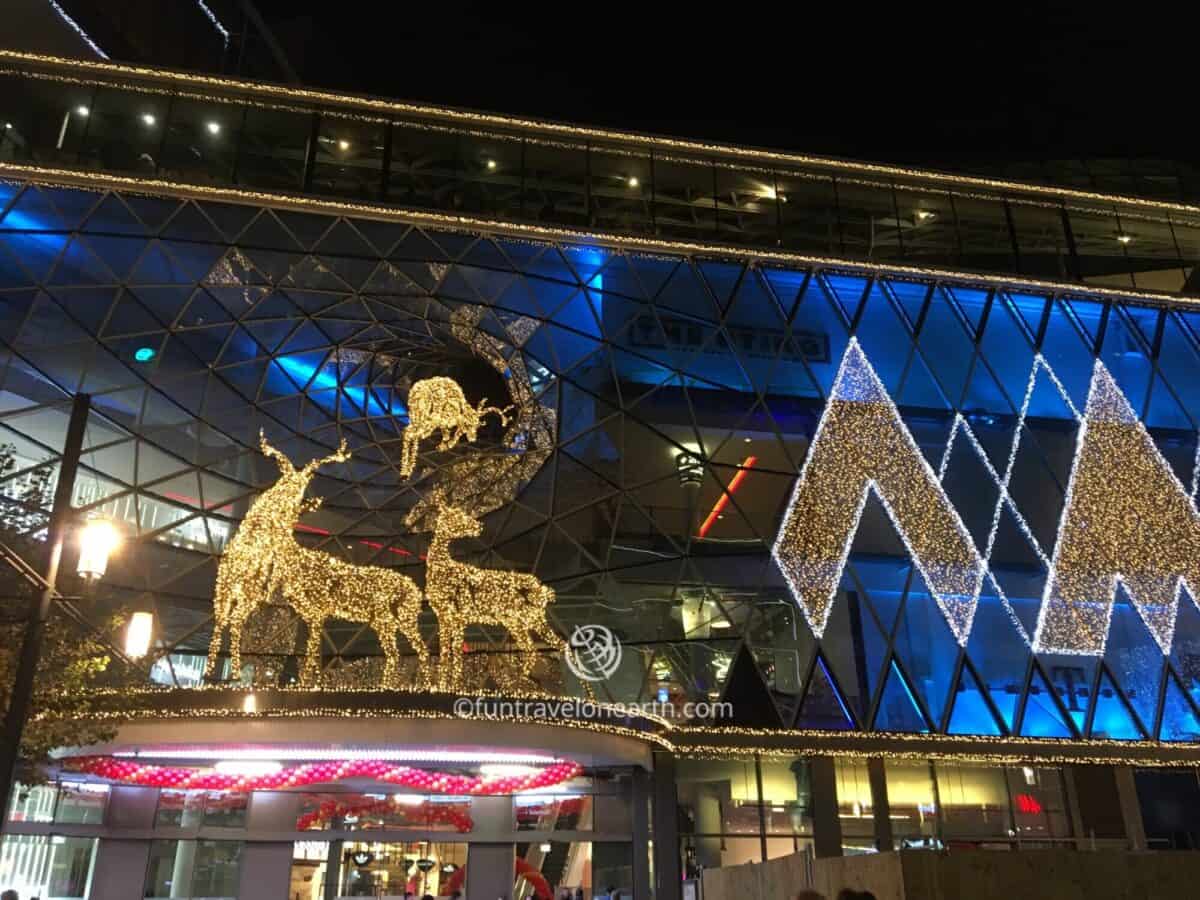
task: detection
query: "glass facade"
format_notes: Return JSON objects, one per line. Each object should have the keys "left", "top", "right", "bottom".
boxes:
{"left": 3, "top": 56, "right": 1200, "bottom": 297}
{"left": 0, "top": 178, "right": 1197, "bottom": 739}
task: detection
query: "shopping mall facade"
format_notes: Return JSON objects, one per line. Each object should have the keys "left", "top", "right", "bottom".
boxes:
{"left": 1, "top": 48, "right": 1200, "bottom": 900}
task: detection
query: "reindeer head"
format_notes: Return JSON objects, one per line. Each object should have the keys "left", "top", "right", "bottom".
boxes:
{"left": 433, "top": 504, "right": 483, "bottom": 540}
{"left": 254, "top": 432, "right": 351, "bottom": 523}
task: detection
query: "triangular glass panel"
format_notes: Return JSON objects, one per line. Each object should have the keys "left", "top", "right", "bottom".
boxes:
{"left": 946, "top": 663, "right": 1004, "bottom": 735}
{"left": 1160, "top": 670, "right": 1200, "bottom": 741}
{"left": 822, "top": 273, "right": 869, "bottom": 323}
{"left": 873, "top": 660, "right": 930, "bottom": 733}
{"left": 1105, "top": 584, "right": 1166, "bottom": 734}
{"left": 796, "top": 655, "right": 855, "bottom": 730}
{"left": 917, "top": 288, "right": 975, "bottom": 405}
{"left": 1169, "top": 587, "right": 1200, "bottom": 708}
{"left": 892, "top": 570, "right": 961, "bottom": 728}
{"left": 1020, "top": 665, "right": 1074, "bottom": 738}
{"left": 1100, "top": 307, "right": 1153, "bottom": 417}
{"left": 852, "top": 281, "right": 909, "bottom": 394}
{"left": 1089, "top": 668, "right": 1145, "bottom": 740}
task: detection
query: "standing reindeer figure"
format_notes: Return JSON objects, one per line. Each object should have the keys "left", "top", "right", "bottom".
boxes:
{"left": 207, "top": 434, "right": 428, "bottom": 687}
{"left": 399, "top": 376, "right": 511, "bottom": 477}
{"left": 425, "top": 503, "right": 563, "bottom": 689}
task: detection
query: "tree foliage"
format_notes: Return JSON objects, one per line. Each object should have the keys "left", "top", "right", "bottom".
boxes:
{"left": 0, "top": 445, "right": 125, "bottom": 782}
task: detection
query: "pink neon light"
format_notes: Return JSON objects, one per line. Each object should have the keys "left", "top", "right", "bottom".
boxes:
{"left": 65, "top": 756, "right": 582, "bottom": 795}
{"left": 697, "top": 456, "right": 757, "bottom": 538}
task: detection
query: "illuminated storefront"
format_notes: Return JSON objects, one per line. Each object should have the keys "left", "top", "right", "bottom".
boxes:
{"left": 0, "top": 47, "right": 1199, "bottom": 899}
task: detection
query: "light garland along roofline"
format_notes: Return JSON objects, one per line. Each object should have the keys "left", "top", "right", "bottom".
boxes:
{"left": 46, "top": 687, "right": 1200, "bottom": 767}
{"left": 2, "top": 49, "right": 1200, "bottom": 218}
{"left": 3, "top": 162, "right": 1200, "bottom": 314}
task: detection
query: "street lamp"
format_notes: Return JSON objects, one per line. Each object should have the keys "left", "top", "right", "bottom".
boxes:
{"left": 77, "top": 517, "right": 120, "bottom": 582}
{"left": 124, "top": 611, "right": 153, "bottom": 660}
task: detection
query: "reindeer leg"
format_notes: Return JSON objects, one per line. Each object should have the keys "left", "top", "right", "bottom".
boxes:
{"left": 204, "top": 619, "right": 224, "bottom": 681}
{"left": 227, "top": 612, "right": 246, "bottom": 683}
{"left": 301, "top": 616, "right": 323, "bottom": 686}
{"left": 510, "top": 627, "right": 538, "bottom": 679}
{"left": 376, "top": 618, "right": 399, "bottom": 689}
{"left": 439, "top": 621, "right": 464, "bottom": 690}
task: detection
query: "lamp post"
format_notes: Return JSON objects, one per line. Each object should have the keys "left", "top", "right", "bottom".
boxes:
{"left": 0, "top": 393, "right": 91, "bottom": 815}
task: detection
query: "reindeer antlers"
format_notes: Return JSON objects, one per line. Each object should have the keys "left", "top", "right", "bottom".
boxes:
{"left": 259, "top": 431, "right": 351, "bottom": 474}
{"left": 304, "top": 437, "right": 352, "bottom": 473}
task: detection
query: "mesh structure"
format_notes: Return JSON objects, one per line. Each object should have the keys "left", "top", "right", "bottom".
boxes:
{"left": 2, "top": 178, "right": 1200, "bottom": 741}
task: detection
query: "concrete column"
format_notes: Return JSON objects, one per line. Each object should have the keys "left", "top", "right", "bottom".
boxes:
{"left": 631, "top": 767, "right": 652, "bottom": 899}
{"left": 651, "top": 751, "right": 682, "bottom": 900}
{"left": 467, "top": 842, "right": 515, "bottom": 900}
{"left": 810, "top": 757, "right": 842, "bottom": 859}
{"left": 88, "top": 838, "right": 151, "bottom": 900}
{"left": 169, "top": 839, "right": 197, "bottom": 898}
{"left": 866, "top": 757, "right": 894, "bottom": 852}
{"left": 238, "top": 842, "right": 294, "bottom": 900}
{"left": 1114, "top": 766, "right": 1148, "bottom": 851}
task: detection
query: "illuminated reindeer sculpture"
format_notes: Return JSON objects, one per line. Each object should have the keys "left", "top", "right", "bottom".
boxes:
{"left": 207, "top": 434, "right": 428, "bottom": 687}
{"left": 425, "top": 503, "right": 563, "bottom": 689}
{"left": 399, "top": 376, "right": 511, "bottom": 477}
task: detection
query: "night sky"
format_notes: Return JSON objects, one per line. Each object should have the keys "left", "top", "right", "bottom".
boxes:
{"left": 255, "top": 2, "right": 1191, "bottom": 166}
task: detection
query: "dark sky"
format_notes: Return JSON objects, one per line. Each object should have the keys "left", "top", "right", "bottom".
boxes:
{"left": 256, "top": 2, "right": 1194, "bottom": 166}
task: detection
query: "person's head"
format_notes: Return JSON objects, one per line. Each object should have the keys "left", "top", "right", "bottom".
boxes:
{"left": 2, "top": 890, "right": 18, "bottom": 900}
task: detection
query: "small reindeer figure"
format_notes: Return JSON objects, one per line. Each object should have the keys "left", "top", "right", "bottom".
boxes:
{"left": 425, "top": 503, "right": 563, "bottom": 689}
{"left": 207, "top": 434, "right": 428, "bottom": 686}
{"left": 399, "top": 376, "right": 511, "bottom": 477}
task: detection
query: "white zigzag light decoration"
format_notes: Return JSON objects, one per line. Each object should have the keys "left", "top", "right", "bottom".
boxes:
{"left": 775, "top": 337, "right": 1200, "bottom": 658}
{"left": 1033, "top": 360, "right": 1200, "bottom": 656}
{"left": 772, "top": 337, "right": 986, "bottom": 645}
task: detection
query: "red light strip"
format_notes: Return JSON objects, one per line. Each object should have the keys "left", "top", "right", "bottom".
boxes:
{"left": 64, "top": 756, "right": 583, "bottom": 795}
{"left": 697, "top": 455, "right": 757, "bottom": 538}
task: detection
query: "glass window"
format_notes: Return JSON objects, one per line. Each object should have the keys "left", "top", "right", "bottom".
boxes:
{"left": 54, "top": 782, "right": 108, "bottom": 824}
{"left": 1009, "top": 202, "right": 1071, "bottom": 279}
{"left": 894, "top": 187, "right": 958, "bottom": 267}
{"left": 884, "top": 759, "right": 939, "bottom": 847}
{"left": 454, "top": 133, "right": 524, "bottom": 219}
{"left": 716, "top": 165, "right": 778, "bottom": 246}
{"left": 310, "top": 115, "right": 386, "bottom": 201}
{"left": 203, "top": 791, "right": 248, "bottom": 828}
{"left": 145, "top": 839, "right": 242, "bottom": 899}
{"left": 953, "top": 195, "right": 1017, "bottom": 274}
{"left": 160, "top": 98, "right": 239, "bottom": 184}
{"left": 389, "top": 122, "right": 460, "bottom": 210}
{"left": 591, "top": 145, "right": 652, "bottom": 234}
{"left": 7, "top": 781, "right": 58, "bottom": 823}
{"left": 156, "top": 790, "right": 206, "bottom": 829}
{"left": 675, "top": 758, "right": 759, "bottom": 835}
{"left": 515, "top": 794, "right": 593, "bottom": 831}
{"left": 834, "top": 758, "right": 875, "bottom": 851}
{"left": 933, "top": 762, "right": 1012, "bottom": 841}
{"left": 1005, "top": 765, "right": 1072, "bottom": 842}
{"left": 757, "top": 758, "right": 814, "bottom": 837}
{"left": 777, "top": 172, "right": 841, "bottom": 255}
{"left": 0, "top": 835, "right": 96, "bottom": 899}
{"left": 1121, "top": 214, "right": 1187, "bottom": 293}
{"left": 78, "top": 87, "right": 170, "bottom": 175}
{"left": 317, "top": 840, "right": 467, "bottom": 899}
{"left": 296, "top": 792, "right": 474, "bottom": 832}
{"left": 681, "top": 834, "right": 761, "bottom": 871}
{"left": 836, "top": 179, "right": 904, "bottom": 260}
{"left": 524, "top": 139, "right": 590, "bottom": 227}
{"left": 654, "top": 157, "right": 717, "bottom": 241}
{"left": 1067, "top": 205, "right": 1136, "bottom": 288}
{"left": 0, "top": 74, "right": 95, "bottom": 165}
{"left": 236, "top": 106, "right": 311, "bottom": 191}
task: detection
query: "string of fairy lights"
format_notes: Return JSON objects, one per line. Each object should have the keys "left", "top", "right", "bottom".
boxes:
{"left": 771, "top": 338, "right": 985, "bottom": 645}
{"left": 1033, "top": 362, "right": 1200, "bottom": 656}
{"left": 776, "top": 338, "right": 1200, "bottom": 659}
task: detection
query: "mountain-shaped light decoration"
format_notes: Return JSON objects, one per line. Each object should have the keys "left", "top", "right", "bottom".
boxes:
{"left": 772, "top": 338, "right": 985, "bottom": 644}
{"left": 1034, "top": 360, "right": 1200, "bottom": 655}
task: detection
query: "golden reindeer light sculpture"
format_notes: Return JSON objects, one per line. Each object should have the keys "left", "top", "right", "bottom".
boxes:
{"left": 207, "top": 434, "right": 428, "bottom": 687}
{"left": 425, "top": 503, "right": 564, "bottom": 689}
{"left": 399, "top": 376, "right": 511, "bottom": 477}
